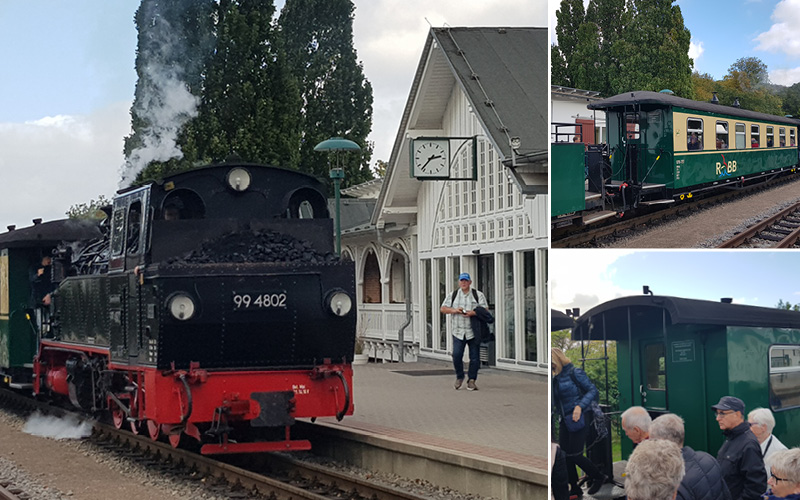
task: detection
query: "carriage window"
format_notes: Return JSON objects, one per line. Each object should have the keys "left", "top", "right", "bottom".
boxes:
{"left": 735, "top": 123, "right": 746, "bottom": 149}
{"left": 644, "top": 343, "right": 666, "bottom": 391}
{"left": 751, "top": 124, "right": 760, "bottom": 148}
{"left": 780, "top": 128, "right": 786, "bottom": 147}
{"left": 769, "top": 344, "right": 800, "bottom": 411}
{"left": 792, "top": 129, "right": 796, "bottom": 146}
{"left": 687, "top": 118, "right": 703, "bottom": 150}
{"left": 716, "top": 122, "right": 729, "bottom": 150}
{"left": 110, "top": 208, "right": 126, "bottom": 257}
{"left": 767, "top": 126, "right": 774, "bottom": 148}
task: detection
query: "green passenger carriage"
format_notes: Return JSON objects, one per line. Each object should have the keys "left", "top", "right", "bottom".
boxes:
{"left": 573, "top": 294, "right": 800, "bottom": 460}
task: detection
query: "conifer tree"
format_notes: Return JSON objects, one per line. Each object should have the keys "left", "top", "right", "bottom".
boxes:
{"left": 279, "top": 0, "right": 374, "bottom": 187}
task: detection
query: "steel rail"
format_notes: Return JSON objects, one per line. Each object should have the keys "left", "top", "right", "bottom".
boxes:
{"left": 717, "top": 201, "right": 800, "bottom": 248}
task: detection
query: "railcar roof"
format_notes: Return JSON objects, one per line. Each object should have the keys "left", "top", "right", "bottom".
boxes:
{"left": 552, "top": 309, "right": 576, "bottom": 332}
{"left": 587, "top": 91, "right": 800, "bottom": 126}
{"left": 573, "top": 295, "right": 800, "bottom": 341}
{"left": 0, "top": 219, "right": 102, "bottom": 249}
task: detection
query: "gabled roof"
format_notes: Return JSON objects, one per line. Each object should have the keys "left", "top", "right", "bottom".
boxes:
{"left": 0, "top": 219, "right": 102, "bottom": 249}
{"left": 372, "top": 27, "right": 547, "bottom": 226}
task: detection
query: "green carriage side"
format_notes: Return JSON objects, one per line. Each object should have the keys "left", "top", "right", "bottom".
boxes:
{"left": 551, "top": 142, "right": 587, "bottom": 219}
{"left": 0, "top": 220, "right": 102, "bottom": 388}
{"left": 573, "top": 295, "right": 800, "bottom": 460}
{"left": 589, "top": 91, "right": 800, "bottom": 202}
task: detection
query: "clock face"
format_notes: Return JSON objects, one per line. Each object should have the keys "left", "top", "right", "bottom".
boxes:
{"left": 412, "top": 139, "right": 450, "bottom": 178}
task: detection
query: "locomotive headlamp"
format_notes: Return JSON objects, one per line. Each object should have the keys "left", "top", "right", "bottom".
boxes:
{"left": 227, "top": 167, "right": 251, "bottom": 192}
{"left": 167, "top": 293, "right": 196, "bottom": 321}
{"left": 326, "top": 290, "right": 352, "bottom": 317}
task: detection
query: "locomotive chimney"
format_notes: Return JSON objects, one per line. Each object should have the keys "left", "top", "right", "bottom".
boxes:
{"left": 720, "top": 298, "right": 733, "bottom": 304}
{"left": 32, "top": 218, "right": 42, "bottom": 225}
{"left": 711, "top": 92, "right": 719, "bottom": 104}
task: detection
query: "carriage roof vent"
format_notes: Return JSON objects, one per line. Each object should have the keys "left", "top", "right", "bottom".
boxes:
{"left": 6, "top": 225, "right": 14, "bottom": 231}
{"left": 720, "top": 297, "right": 733, "bottom": 304}
{"left": 733, "top": 98, "right": 741, "bottom": 108}
{"left": 659, "top": 89, "right": 674, "bottom": 94}
{"left": 711, "top": 92, "right": 719, "bottom": 104}
{"left": 32, "top": 218, "right": 42, "bottom": 225}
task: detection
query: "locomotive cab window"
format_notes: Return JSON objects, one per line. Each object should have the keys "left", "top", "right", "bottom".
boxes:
{"left": 110, "top": 208, "right": 126, "bottom": 257}
{"left": 127, "top": 201, "right": 143, "bottom": 255}
{"left": 625, "top": 112, "right": 640, "bottom": 140}
{"left": 735, "top": 123, "right": 746, "bottom": 149}
{"left": 687, "top": 118, "right": 703, "bottom": 151}
{"left": 716, "top": 122, "right": 729, "bottom": 150}
{"left": 769, "top": 344, "right": 800, "bottom": 411}
{"left": 751, "top": 124, "right": 760, "bottom": 148}
{"left": 767, "top": 126, "right": 774, "bottom": 148}
{"left": 780, "top": 128, "right": 786, "bottom": 147}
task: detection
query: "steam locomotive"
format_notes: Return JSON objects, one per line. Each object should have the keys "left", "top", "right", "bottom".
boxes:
{"left": 0, "top": 162, "right": 357, "bottom": 454}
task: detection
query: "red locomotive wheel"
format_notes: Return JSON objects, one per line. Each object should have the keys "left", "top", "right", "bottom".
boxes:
{"left": 147, "top": 420, "right": 160, "bottom": 441}
{"left": 112, "top": 407, "right": 125, "bottom": 430}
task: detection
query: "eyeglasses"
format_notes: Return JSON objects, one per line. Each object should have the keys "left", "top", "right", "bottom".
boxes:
{"left": 715, "top": 410, "right": 734, "bottom": 418}
{"left": 771, "top": 471, "right": 791, "bottom": 482}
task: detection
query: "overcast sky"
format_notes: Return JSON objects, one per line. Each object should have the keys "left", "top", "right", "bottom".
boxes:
{"left": 0, "top": 0, "right": 546, "bottom": 232}
{"left": 551, "top": 250, "right": 800, "bottom": 317}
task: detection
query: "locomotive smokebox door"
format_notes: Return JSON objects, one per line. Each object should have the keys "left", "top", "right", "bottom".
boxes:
{"left": 250, "top": 391, "right": 296, "bottom": 427}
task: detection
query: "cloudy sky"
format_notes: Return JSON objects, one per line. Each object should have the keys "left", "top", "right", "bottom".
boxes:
{"left": 549, "top": 0, "right": 800, "bottom": 86}
{"left": 550, "top": 251, "right": 800, "bottom": 316}
{"left": 0, "top": 0, "right": 546, "bottom": 231}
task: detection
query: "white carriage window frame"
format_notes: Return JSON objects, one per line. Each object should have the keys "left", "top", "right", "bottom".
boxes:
{"left": 769, "top": 344, "right": 800, "bottom": 411}
{"left": 716, "top": 121, "right": 729, "bottom": 150}
{"left": 780, "top": 128, "right": 786, "bottom": 147}
{"left": 766, "top": 126, "right": 774, "bottom": 148}
{"left": 687, "top": 117, "right": 703, "bottom": 151}
{"left": 792, "top": 129, "right": 797, "bottom": 147}
{"left": 751, "top": 124, "right": 760, "bottom": 148}
{"left": 735, "top": 123, "right": 746, "bottom": 149}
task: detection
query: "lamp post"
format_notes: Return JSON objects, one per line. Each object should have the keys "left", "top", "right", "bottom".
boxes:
{"left": 314, "top": 137, "right": 361, "bottom": 256}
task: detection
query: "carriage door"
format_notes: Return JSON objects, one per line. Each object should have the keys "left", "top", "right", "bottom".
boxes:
{"left": 639, "top": 339, "right": 667, "bottom": 410}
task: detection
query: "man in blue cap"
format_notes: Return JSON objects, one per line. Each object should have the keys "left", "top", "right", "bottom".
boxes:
{"left": 440, "top": 272, "right": 488, "bottom": 390}
{"left": 713, "top": 395, "right": 767, "bottom": 499}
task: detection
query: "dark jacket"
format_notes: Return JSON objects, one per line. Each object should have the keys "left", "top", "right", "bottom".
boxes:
{"left": 717, "top": 421, "right": 767, "bottom": 500}
{"left": 763, "top": 493, "right": 800, "bottom": 499}
{"left": 677, "top": 446, "right": 731, "bottom": 500}
{"left": 470, "top": 306, "right": 494, "bottom": 342}
{"left": 552, "top": 363, "right": 597, "bottom": 421}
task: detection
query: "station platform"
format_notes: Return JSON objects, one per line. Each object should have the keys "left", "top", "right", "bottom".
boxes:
{"left": 308, "top": 360, "right": 550, "bottom": 499}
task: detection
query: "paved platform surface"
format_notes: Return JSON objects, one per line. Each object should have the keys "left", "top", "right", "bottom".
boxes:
{"left": 315, "top": 360, "right": 549, "bottom": 473}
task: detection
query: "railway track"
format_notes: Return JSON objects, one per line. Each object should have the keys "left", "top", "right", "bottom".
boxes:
{"left": 716, "top": 200, "right": 800, "bottom": 248}
{"left": 552, "top": 173, "right": 800, "bottom": 248}
{"left": 0, "top": 388, "right": 430, "bottom": 500}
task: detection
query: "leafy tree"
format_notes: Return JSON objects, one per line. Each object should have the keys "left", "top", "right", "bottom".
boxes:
{"left": 691, "top": 71, "right": 716, "bottom": 103}
{"left": 780, "top": 82, "right": 800, "bottom": 118}
{"left": 777, "top": 299, "right": 800, "bottom": 312}
{"left": 67, "top": 195, "right": 110, "bottom": 220}
{"left": 280, "top": 0, "right": 374, "bottom": 188}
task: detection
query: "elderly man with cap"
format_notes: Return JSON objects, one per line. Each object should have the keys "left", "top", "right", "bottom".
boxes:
{"left": 713, "top": 396, "right": 767, "bottom": 499}
{"left": 440, "top": 272, "right": 487, "bottom": 391}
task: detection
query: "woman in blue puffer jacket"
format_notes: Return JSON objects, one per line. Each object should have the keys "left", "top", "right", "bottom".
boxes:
{"left": 552, "top": 348, "right": 606, "bottom": 497}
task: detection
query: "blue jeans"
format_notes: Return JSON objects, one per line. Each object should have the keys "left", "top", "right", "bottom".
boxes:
{"left": 452, "top": 335, "right": 480, "bottom": 381}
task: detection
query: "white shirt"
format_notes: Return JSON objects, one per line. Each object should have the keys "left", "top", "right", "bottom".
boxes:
{"left": 761, "top": 433, "right": 788, "bottom": 477}
{"left": 441, "top": 287, "right": 488, "bottom": 340}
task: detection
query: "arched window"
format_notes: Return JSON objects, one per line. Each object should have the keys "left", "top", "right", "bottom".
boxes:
{"left": 389, "top": 253, "right": 406, "bottom": 303}
{"left": 362, "top": 251, "right": 382, "bottom": 303}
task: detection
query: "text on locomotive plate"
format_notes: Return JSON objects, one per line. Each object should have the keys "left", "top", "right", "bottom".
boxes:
{"left": 232, "top": 292, "right": 287, "bottom": 310}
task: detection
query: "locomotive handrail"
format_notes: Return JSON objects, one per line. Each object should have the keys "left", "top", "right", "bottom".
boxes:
{"left": 334, "top": 370, "right": 351, "bottom": 421}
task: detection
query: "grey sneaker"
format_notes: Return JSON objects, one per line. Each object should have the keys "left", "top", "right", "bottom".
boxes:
{"left": 467, "top": 379, "right": 478, "bottom": 391}
{"left": 454, "top": 378, "right": 464, "bottom": 390}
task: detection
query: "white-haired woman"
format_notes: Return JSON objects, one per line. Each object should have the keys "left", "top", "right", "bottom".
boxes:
{"left": 763, "top": 448, "right": 800, "bottom": 499}
{"left": 748, "top": 408, "right": 788, "bottom": 478}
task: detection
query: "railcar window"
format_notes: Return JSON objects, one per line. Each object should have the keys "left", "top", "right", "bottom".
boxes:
{"left": 644, "top": 343, "right": 666, "bottom": 391}
{"left": 751, "top": 124, "right": 760, "bottom": 148}
{"left": 687, "top": 118, "right": 703, "bottom": 150}
{"left": 769, "top": 345, "right": 800, "bottom": 410}
{"left": 792, "top": 129, "right": 797, "bottom": 146}
{"left": 780, "top": 128, "right": 786, "bottom": 147}
{"left": 625, "top": 112, "right": 640, "bottom": 140}
{"left": 767, "top": 126, "right": 774, "bottom": 148}
{"left": 716, "top": 122, "right": 729, "bottom": 150}
{"left": 735, "top": 123, "right": 746, "bottom": 149}
{"left": 110, "top": 208, "right": 126, "bottom": 257}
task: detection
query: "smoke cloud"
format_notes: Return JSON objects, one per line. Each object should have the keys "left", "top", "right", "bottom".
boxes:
{"left": 23, "top": 411, "right": 93, "bottom": 440}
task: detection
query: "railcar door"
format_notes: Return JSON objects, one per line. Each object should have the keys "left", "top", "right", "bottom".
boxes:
{"left": 639, "top": 339, "right": 667, "bottom": 410}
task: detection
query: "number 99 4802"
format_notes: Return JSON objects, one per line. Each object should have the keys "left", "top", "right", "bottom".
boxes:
{"left": 232, "top": 293, "right": 287, "bottom": 310}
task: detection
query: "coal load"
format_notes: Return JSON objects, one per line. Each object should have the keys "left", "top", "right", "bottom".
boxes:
{"left": 167, "top": 229, "right": 338, "bottom": 265}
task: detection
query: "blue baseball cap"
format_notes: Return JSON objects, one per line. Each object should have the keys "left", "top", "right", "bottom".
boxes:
{"left": 459, "top": 272, "right": 471, "bottom": 281}
{"left": 712, "top": 396, "right": 745, "bottom": 414}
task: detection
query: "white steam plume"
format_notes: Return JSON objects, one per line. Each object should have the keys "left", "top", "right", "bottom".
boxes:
{"left": 23, "top": 411, "right": 93, "bottom": 440}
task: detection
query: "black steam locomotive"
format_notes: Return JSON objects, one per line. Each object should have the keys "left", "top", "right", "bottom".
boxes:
{"left": 0, "top": 162, "right": 356, "bottom": 454}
